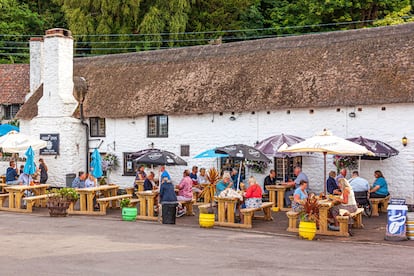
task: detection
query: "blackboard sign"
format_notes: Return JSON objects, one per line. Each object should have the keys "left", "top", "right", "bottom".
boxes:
{"left": 39, "top": 133, "right": 60, "bottom": 155}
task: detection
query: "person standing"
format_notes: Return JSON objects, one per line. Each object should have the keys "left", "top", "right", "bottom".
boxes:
{"left": 39, "top": 158, "right": 48, "bottom": 184}
{"left": 6, "top": 161, "right": 19, "bottom": 184}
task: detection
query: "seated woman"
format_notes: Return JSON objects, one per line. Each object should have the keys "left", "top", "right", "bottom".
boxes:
{"left": 84, "top": 173, "right": 96, "bottom": 188}
{"left": 291, "top": 180, "right": 308, "bottom": 213}
{"left": 326, "top": 170, "right": 341, "bottom": 195}
{"left": 329, "top": 178, "right": 358, "bottom": 232}
{"left": 369, "top": 170, "right": 389, "bottom": 198}
{"left": 176, "top": 169, "right": 193, "bottom": 201}
{"left": 242, "top": 176, "right": 263, "bottom": 208}
{"left": 215, "top": 172, "right": 234, "bottom": 196}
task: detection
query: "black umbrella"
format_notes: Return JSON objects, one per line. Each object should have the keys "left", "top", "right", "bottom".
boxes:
{"left": 215, "top": 144, "right": 271, "bottom": 162}
{"left": 346, "top": 136, "right": 399, "bottom": 160}
{"left": 133, "top": 148, "right": 187, "bottom": 166}
{"left": 215, "top": 144, "right": 270, "bottom": 190}
{"left": 254, "top": 133, "right": 307, "bottom": 157}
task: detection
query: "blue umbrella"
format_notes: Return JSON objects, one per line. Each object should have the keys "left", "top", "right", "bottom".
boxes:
{"left": 90, "top": 148, "right": 103, "bottom": 178}
{"left": 0, "top": 124, "right": 19, "bottom": 136}
{"left": 194, "top": 149, "right": 228, "bottom": 158}
{"left": 23, "top": 146, "right": 36, "bottom": 175}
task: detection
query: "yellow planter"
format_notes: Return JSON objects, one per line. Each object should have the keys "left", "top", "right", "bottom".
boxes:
{"left": 299, "top": 221, "right": 317, "bottom": 240}
{"left": 199, "top": 213, "right": 215, "bottom": 228}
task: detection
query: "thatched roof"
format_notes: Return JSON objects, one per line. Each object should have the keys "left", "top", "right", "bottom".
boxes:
{"left": 0, "top": 64, "right": 29, "bottom": 105}
{"left": 74, "top": 23, "right": 414, "bottom": 118}
{"left": 15, "top": 84, "right": 42, "bottom": 119}
{"left": 19, "top": 23, "right": 414, "bottom": 119}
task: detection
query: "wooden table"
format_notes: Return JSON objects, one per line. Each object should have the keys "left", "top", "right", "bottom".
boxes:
{"left": 214, "top": 197, "right": 246, "bottom": 228}
{"left": 135, "top": 180, "right": 145, "bottom": 192}
{"left": 136, "top": 191, "right": 159, "bottom": 221}
{"left": 266, "top": 185, "right": 290, "bottom": 211}
{"left": 70, "top": 185, "right": 119, "bottom": 215}
{"left": 0, "top": 175, "right": 5, "bottom": 184}
{"left": 1, "top": 184, "right": 50, "bottom": 212}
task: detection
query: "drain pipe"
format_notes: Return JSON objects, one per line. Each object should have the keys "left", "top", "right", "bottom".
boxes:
{"left": 80, "top": 101, "right": 89, "bottom": 173}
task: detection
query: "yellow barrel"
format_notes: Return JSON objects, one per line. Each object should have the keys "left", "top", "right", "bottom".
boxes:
{"left": 299, "top": 221, "right": 317, "bottom": 240}
{"left": 199, "top": 213, "right": 215, "bottom": 228}
{"left": 407, "top": 213, "right": 414, "bottom": 240}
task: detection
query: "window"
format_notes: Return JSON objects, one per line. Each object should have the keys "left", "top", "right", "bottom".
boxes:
{"left": 147, "top": 115, "right": 168, "bottom": 137}
{"left": 123, "top": 152, "right": 138, "bottom": 176}
{"left": 90, "top": 117, "right": 106, "bottom": 137}
{"left": 3, "top": 104, "right": 21, "bottom": 120}
{"left": 180, "top": 145, "right": 190, "bottom": 157}
{"left": 275, "top": 157, "right": 302, "bottom": 182}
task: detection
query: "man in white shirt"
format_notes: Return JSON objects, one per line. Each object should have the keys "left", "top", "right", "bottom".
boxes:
{"left": 348, "top": 171, "right": 369, "bottom": 192}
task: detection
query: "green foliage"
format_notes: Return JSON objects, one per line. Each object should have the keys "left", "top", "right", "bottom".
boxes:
{"left": 49, "top": 187, "right": 79, "bottom": 202}
{"left": 120, "top": 198, "right": 131, "bottom": 208}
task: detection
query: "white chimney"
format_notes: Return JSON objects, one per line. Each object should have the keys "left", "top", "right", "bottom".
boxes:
{"left": 28, "top": 37, "right": 44, "bottom": 100}
{"left": 37, "top": 28, "right": 77, "bottom": 118}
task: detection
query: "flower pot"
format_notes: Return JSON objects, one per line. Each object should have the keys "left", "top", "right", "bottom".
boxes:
{"left": 299, "top": 221, "right": 317, "bottom": 240}
{"left": 199, "top": 213, "right": 215, "bottom": 228}
{"left": 47, "top": 200, "right": 70, "bottom": 217}
{"left": 122, "top": 207, "right": 137, "bottom": 221}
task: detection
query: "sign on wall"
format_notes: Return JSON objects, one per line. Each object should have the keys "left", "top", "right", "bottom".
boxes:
{"left": 39, "top": 134, "right": 60, "bottom": 155}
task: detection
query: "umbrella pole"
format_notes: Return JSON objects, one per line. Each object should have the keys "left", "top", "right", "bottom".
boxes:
{"left": 323, "top": 152, "right": 327, "bottom": 195}
{"left": 358, "top": 156, "right": 361, "bottom": 173}
{"left": 282, "top": 158, "right": 285, "bottom": 183}
{"left": 237, "top": 160, "right": 243, "bottom": 191}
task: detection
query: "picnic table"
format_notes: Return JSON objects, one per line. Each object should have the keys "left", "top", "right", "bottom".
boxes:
{"left": 69, "top": 185, "right": 119, "bottom": 215}
{"left": 0, "top": 184, "right": 50, "bottom": 212}
{"left": 136, "top": 190, "right": 159, "bottom": 221}
{"left": 265, "top": 184, "right": 290, "bottom": 211}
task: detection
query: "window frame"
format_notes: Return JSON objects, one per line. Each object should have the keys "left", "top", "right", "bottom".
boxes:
{"left": 123, "top": 152, "right": 138, "bottom": 176}
{"left": 147, "top": 115, "right": 168, "bottom": 138}
{"left": 89, "top": 117, "right": 106, "bottom": 137}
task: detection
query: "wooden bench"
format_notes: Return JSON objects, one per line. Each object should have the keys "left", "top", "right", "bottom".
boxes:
{"left": 286, "top": 211, "right": 300, "bottom": 231}
{"left": 369, "top": 195, "right": 390, "bottom": 216}
{"left": 179, "top": 199, "right": 195, "bottom": 216}
{"left": 96, "top": 194, "right": 132, "bottom": 214}
{"left": 0, "top": 193, "right": 9, "bottom": 207}
{"left": 239, "top": 202, "right": 274, "bottom": 228}
{"left": 336, "top": 208, "right": 365, "bottom": 236}
{"left": 22, "top": 194, "right": 57, "bottom": 213}
{"left": 129, "top": 198, "right": 140, "bottom": 207}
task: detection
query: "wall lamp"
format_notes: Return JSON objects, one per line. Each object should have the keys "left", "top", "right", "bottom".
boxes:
{"left": 402, "top": 136, "right": 408, "bottom": 147}
{"left": 229, "top": 116, "right": 236, "bottom": 121}
{"left": 348, "top": 112, "right": 356, "bottom": 118}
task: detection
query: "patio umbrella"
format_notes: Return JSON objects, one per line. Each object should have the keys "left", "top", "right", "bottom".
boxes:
{"left": 90, "top": 148, "right": 103, "bottom": 178}
{"left": 279, "top": 130, "right": 373, "bottom": 194}
{"left": 23, "top": 146, "right": 36, "bottom": 175}
{"left": 0, "top": 131, "right": 47, "bottom": 153}
{"left": 346, "top": 136, "right": 399, "bottom": 160}
{"left": 134, "top": 149, "right": 187, "bottom": 166}
{"left": 0, "top": 124, "right": 19, "bottom": 136}
{"left": 255, "top": 133, "right": 310, "bottom": 181}
{"left": 194, "top": 149, "right": 229, "bottom": 159}
{"left": 215, "top": 144, "right": 271, "bottom": 190}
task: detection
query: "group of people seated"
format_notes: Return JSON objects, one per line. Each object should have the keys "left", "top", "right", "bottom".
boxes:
{"left": 71, "top": 171, "right": 98, "bottom": 188}
{"left": 5, "top": 159, "right": 48, "bottom": 186}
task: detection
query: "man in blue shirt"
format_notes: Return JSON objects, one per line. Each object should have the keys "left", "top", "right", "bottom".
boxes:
{"left": 348, "top": 171, "right": 369, "bottom": 192}
{"left": 284, "top": 166, "right": 309, "bottom": 207}
{"left": 72, "top": 171, "right": 87, "bottom": 188}
{"left": 6, "top": 161, "right": 19, "bottom": 184}
{"left": 159, "top": 165, "right": 171, "bottom": 183}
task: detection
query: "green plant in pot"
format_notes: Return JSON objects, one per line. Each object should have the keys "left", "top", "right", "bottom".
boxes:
{"left": 298, "top": 195, "right": 319, "bottom": 240}
{"left": 120, "top": 198, "right": 137, "bottom": 221}
{"left": 47, "top": 187, "right": 79, "bottom": 217}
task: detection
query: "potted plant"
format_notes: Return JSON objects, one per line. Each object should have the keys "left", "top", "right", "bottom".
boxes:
{"left": 298, "top": 195, "right": 319, "bottom": 240}
{"left": 47, "top": 187, "right": 79, "bottom": 217}
{"left": 120, "top": 198, "right": 137, "bottom": 221}
{"left": 198, "top": 168, "right": 220, "bottom": 228}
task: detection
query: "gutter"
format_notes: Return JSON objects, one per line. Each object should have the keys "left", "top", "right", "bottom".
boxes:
{"left": 79, "top": 101, "right": 89, "bottom": 172}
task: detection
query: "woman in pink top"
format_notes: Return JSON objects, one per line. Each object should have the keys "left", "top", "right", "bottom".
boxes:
{"left": 176, "top": 169, "right": 193, "bottom": 201}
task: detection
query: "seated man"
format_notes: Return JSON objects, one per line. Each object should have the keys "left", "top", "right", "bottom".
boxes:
{"left": 18, "top": 172, "right": 32, "bottom": 186}
{"left": 6, "top": 161, "right": 19, "bottom": 185}
{"left": 348, "top": 171, "right": 369, "bottom": 193}
{"left": 263, "top": 169, "right": 276, "bottom": 195}
{"left": 326, "top": 171, "right": 341, "bottom": 195}
{"left": 72, "top": 171, "right": 87, "bottom": 188}
{"left": 284, "top": 166, "right": 309, "bottom": 207}
{"left": 144, "top": 172, "right": 156, "bottom": 191}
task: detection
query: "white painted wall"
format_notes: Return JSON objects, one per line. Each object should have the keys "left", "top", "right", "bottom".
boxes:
{"left": 84, "top": 103, "right": 413, "bottom": 203}
{"left": 28, "top": 38, "right": 43, "bottom": 99}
